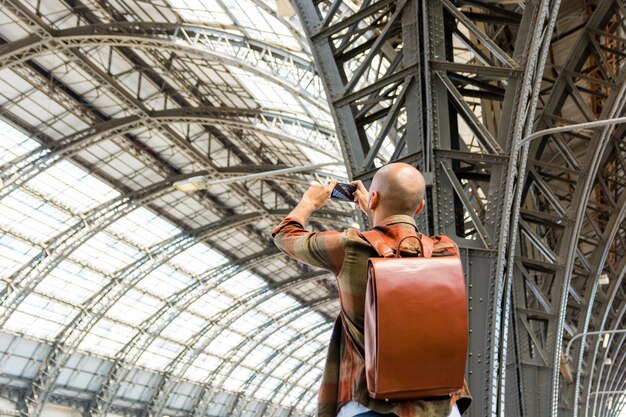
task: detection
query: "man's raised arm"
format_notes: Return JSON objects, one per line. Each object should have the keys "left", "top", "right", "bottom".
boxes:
{"left": 271, "top": 179, "right": 345, "bottom": 274}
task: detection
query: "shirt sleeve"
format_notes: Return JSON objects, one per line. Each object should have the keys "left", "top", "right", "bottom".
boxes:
{"left": 271, "top": 217, "right": 345, "bottom": 275}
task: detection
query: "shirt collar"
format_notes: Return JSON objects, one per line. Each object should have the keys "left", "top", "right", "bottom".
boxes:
{"left": 378, "top": 214, "right": 417, "bottom": 228}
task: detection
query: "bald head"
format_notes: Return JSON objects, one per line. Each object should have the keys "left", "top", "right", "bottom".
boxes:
{"left": 370, "top": 163, "right": 425, "bottom": 216}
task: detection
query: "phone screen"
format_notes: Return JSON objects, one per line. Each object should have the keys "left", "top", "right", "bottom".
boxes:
{"left": 331, "top": 183, "right": 356, "bottom": 202}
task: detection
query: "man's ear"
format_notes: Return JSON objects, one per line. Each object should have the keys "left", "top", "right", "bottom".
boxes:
{"left": 369, "top": 191, "right": 379, "bottom": 211}
{"left": 414, "top": 199, "right": 425, "bottom": 216}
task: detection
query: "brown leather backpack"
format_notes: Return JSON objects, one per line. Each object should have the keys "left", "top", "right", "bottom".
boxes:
{"left": 359, "top": 230, "right": 468, "bottom": 401}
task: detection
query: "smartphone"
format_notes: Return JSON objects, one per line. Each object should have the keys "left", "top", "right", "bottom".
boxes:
{"left": 331, "top": 182, "right": 356, "bottom": 202}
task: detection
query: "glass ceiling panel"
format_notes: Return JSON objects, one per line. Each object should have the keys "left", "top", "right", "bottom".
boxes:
{"left": 281, "top": 385, "right": 305, "bottom": 407}
{"left": 265, "top": 325, "right": 298, "bottom": 348}
{"left": 0, "top": 233, "right": 39, "bottom": 287}
{"left": 107, "top": 288, "right": 163, "bottom": 326}
{"left": 222, "top": 366, "right": 255, "bottom": 391}
{"left": 0, "top": 189, "right": 75, "bottom": 244}
{"left": 272, "top": 357, "right": 300, "bottom": 379}
{"left": 78, "top": 318, "right": 136, "bottom": 357}
{"left": 36, "top": 260, "right": 109, "bottom": 305}
{"left": 169, "top": 242, "right": 228, "bottom": 276}
{"left": 0, "top": 120, "right": 38, "bottom": 164}
{"left": 257, "top": 293, "right": 300, "bottom": 316}
{"left": 241, "top": 344, "right": 275, "bottom": 368}
{"left": 254, "top": 375, "right": 282, "bottom": 399}
{"left": 230, "top": 310, "right": 270, "bottom": 334}
{"left": 160, "top": 311, "right": 207, "bottom": 342}
{"left": 184, "top": 352, "right": 221, "bottom": 382}
{"left": 26, "top": 160, "right": 121, "bottom": 213}
{"left": 136, "top": 264, "right": 194, "bottom": 297}
{"left": 220, "top": 0, "right": 300, "bottom": 49}
{"left": 5, "top": 293, "right": 79, "bottom": 340}
{"left": 228, "top": 67, "right": 305, "bottom": 114}
{"left": 189, "top": 288, "right": 234, "bottom": 317}
{"left": 136, "top": 337, "right": 184, "bottom": 370}
{"left": 69, "top": 231, "right": 144, "bottom": 275}
{"left": 167, "top": 0, "right": 235, "bottom": 26}
{"left": 218, "top": 270, "right": 266, "bottom": 298}
{"left": 106, "top": 207, "right": 181, "bottom": 249}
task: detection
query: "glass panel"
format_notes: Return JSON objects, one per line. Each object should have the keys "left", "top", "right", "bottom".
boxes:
{"left": 219, "top": 270, "right": 266, "bottom": 299}
{"left": 79, "top": 319, "right": 136, "bottom": 357}
{"left": 167, "top": 0, "right": 234, "bottom": 25}
{"left": 107, "top": 288, "right": 163, "bottom": 326}
{"left": 69, "top": 231, "right": 143, "bottom": 275}
{"left": 27, "top": 160, "right": 120, "bottom": 212}
{"left": 36, "top": 260, "right": 109, "bottom": 305}
{"left": 136, "top": 264, "right": 193, "bottom": 297}
{"left": 169, "top": 242, "right": 228, "bottom": 276}
{"left": 0, "top": 233, "right": 39, "bottom": 285}
{"left": 257, "top": 293, "right": 299, "bottom": 316}
{"left": 5, "top": 293, "right": 78, "bottom": 340}
{"left": 107, "top": 207, "right": 180, "bottom": 249}
{"left": 0, "top": 189, "right": 75, "bottom": 243}
{"left": 0, "top": 119, "right": 39, "bottom": 164}
{"left": 136, "top": 337, "right": 184, "bottom": 370}
{"left": 160, "top": 311, "right": 207, "bottom": 342}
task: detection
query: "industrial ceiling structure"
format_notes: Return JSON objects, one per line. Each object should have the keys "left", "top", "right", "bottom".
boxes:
{"left": 0, "top": 0, "right": 624, "bottom": 417}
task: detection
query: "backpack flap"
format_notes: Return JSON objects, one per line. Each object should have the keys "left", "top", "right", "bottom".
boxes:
{"left": 365, "top": 254, "right": 468, "bottom": 400}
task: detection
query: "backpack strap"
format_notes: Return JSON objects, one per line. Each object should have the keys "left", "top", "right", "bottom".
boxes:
{"left": 359, "top": 230, "right": 395, "bottom": 258}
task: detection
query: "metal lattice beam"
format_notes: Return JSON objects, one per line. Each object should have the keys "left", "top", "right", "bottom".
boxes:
{"left": 511, "top": 1, "right": 626, "bottom": 415}
{"left": 0, "top": 22, "right": 329, "bottom": 112}
{"left": 186, "top": 296, "right": 336, "bottom": 417}
{"left": 143, "top": 272, "right": 333, "bottom": 417}
{"left": 291, "top": 1, "right": 562, "bottom": 416}
{"left": 0, "top": 106, "right": 339, "bottom": 199}
{"left": 21, "top": 213, "right": 289, "bottom": 417}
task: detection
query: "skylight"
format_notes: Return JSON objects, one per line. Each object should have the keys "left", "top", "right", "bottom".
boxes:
{"left": 0, "top": 0, "right": 345, "bottom": 410}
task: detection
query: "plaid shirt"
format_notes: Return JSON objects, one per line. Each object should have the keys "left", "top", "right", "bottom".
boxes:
{"left": 272, "top": 214, "right": 472, "bottom": 417}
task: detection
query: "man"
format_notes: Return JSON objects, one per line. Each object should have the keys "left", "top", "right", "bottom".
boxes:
{"left": 272, "top": 163, "right": 471, "bottom": 417}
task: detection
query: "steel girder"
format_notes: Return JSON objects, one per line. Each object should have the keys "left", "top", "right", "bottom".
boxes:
{"left": 585, "top": 278, "right": 626, "bottom": 417}
{"left": 0, "top": 106, "right": 339, "bottom": 198}
{"left": 138, "top": 270, "right": 332, "bottom": 417}
{"left": 19, "top": 214, "right": 282, "bottom": 417}
{"left": 579, "top": 157, "right": 626, "bottom": 417}
{"left": 225, "top": 325, "right": 329, "bottom": 415}
{"left": 0, "top": 0, "right": 331, "bottom": 230}
{"left": 509, "top": 1, "right": 626, "bottom": 415}
{"left": 0, "top": 21, "right": 328, "bottom": 113}
{"left": 0, "top": 176, "right": 178, "bottom": 323}
{"left": 88, "top": 251, "right": 284, "bottom": 414}
{"left": 291, "top": 0, "right": 561, "bottom": 416}
{"left": 567, "top": 169, "right": 626, "bottom": 416}
{"left": 187, "top": 297, "right": 336, "bottom": 417}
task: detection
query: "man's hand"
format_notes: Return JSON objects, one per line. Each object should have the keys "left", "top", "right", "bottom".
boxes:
{"left": 301, "top": 179, "right": 337, "bottom": 210}
{"left": 287, "top": 179, "right": 337, "bottom": 225}
{"left": 352, "top": 180, "right": 369, "bottom": 213}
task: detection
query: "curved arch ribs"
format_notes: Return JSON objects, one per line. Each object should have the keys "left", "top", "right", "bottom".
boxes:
{"left": 0, "top": 106, "right": 339, "bottom": 199}
{"left": 22, "top": 214, "right": 262, "bottom": 417}
{"left": 510, "top": 1, "right": 626, "bottom": 415}
{"left": 0, "top": 22, "right": 328, "bottom": 113}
